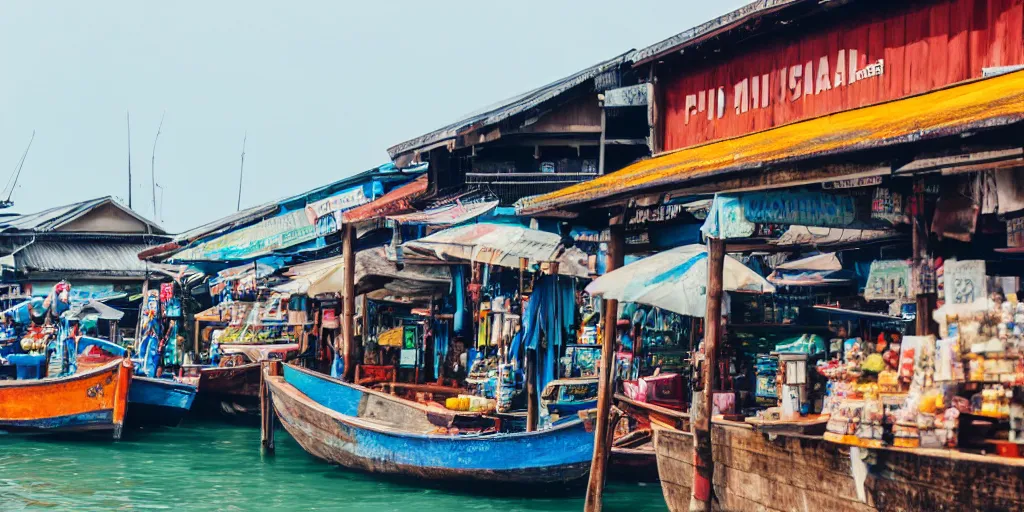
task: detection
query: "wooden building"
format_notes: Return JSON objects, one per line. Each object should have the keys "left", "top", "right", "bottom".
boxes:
{"left": 516, "top": 1, "right": 1024, "bottom": 511}
{"left": 387, "top": 53, "right": 653, "bottom": 208}
{"left": 0, "top": 196, "right": 168, "bottom": 303}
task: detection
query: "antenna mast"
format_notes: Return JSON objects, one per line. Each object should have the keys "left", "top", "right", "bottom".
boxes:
{"left": 151, "top": 111, "right": 165, "bottom": 220}
{"left": 1, "top": 131, "right": 35, "bottom": 209}
{"left": 237, "top": 131, "right": 247, "bottom": 211}
{"left": 127, "top": 111, "right": 132, "bottom": 209}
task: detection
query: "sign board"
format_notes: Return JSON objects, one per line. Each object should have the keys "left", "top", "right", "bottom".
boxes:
{"left": 944, "top": 260, "right": 987, "bottom": 306}
{"left": 174, "top": 209, "right": 317, "bottom": 262}
{"left": 864, "top": 260, "right": 912, "bottom": 301}
{"left": 628, "top": 204, "right": 686, "bottom": 225}
{"left": 559, "top": 381, "right": 599, "bottom": 402}
{"left": 1008, "top": 217, "right": 1024, "bottom": 248}
{"left": 399, "top": 349, "right": 418, "bottom": 368}
{"left": 604, "top": 83, "right": 651, "bottom": 108}
{"left": 741, "top": 191, "right": 856, "bottom": 228}
{"left": 823, "top": 175, "right": 883, "bottom": 189}
{"left": 662, "top": 0, "right": 1024, "bottom": 150}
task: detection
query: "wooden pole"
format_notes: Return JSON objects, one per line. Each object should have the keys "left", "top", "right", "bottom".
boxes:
{"left": 584, "top": 227, "right": 624, "bottom": 512}
{"left": 193, "top": 318, "right": 200, "bottom": 359}
{"left": 691, "top": 237, "right": 725, "bottom": 512}
{"left": 260, "top": 360, "right": 281, "bottom": 455}
{"left": 913, "top": 178, "right": 937, "bottom": 336}
{"left": 342, "top": 224, "right": 357, "bottom": 382}
{"left": 526, "top": 348, "right": 538, "bottom": 432}
{"left": 597, "top": 98, "right": 607, "bottom": 175}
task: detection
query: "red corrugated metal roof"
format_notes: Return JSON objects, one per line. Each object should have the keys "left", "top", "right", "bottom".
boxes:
{"left": 342, "top": 174, "right": 428, "bottom": 223}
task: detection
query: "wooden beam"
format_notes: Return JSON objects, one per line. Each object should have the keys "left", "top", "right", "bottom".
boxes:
{"left": 584, "top": 227, "right": 624, "bottom": 512}
{"left": 913, "top": 178, "right": 937, "bottom": 336}
{"left": 692, "top": 237, "right": 725, "bottom": 512}
{"left": 193, "top": 318, "right": 201, "bottom": 358}
{"left": 591, "top": 163, "right": 890, "bottom": 211}
{"left": 895, "top": 147, "right": 1023, "bottom": 175}
{"left": 342, "top": 224, "right": 357, "bottom": 382}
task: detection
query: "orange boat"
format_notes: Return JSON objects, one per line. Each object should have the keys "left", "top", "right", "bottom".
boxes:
{"left": 0, "top": 358, "right": 133, "bottom": 439}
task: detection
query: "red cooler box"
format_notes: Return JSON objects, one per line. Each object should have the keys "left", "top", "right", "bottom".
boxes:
{"left": 623, "top": 373, "right": 685, "bottom": 409}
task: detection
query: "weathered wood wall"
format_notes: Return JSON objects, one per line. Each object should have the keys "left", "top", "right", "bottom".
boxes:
{"left": 655, "top": 423, "right": 1024, "bottom": 512}
{"left": 661, "top": 0, "right": 1024, "bottom": 151}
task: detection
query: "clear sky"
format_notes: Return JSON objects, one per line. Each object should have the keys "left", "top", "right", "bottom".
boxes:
{"left": 0, "top": 1, "right": 750, "bottom": 233}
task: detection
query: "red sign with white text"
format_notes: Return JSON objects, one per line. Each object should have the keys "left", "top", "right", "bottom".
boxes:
{"left": 662, "top": 0, "right": 1024, "bottom": 151}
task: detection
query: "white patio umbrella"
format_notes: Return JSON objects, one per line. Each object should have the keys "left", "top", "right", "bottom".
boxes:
{"left": 585, "top": 244, "right": 774, "bottom": 317}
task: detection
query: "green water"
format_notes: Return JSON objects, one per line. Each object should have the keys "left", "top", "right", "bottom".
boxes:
{"left": 0, "top": 421, "right": 668, "bottom": 512}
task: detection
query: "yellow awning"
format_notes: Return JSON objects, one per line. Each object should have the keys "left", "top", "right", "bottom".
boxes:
{"left": 517, "top": 69, "right": 1024, "bottom": 215}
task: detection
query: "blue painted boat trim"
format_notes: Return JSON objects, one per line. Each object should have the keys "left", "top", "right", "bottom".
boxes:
{"left": 129, "top": 377, "right": 197, "bottom": 411}
{"left": 280, "top": 365, "right": 595, "bottom": 473}
{"left": 283, "top": 365, "right": 363, "bottom": 417}
{"left": 0, "top": 409, "right": 114, "bottom": 430}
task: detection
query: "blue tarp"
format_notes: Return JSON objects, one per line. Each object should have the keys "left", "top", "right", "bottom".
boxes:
{"left": 512, "top": 275, "right": 576, "bottom": 413}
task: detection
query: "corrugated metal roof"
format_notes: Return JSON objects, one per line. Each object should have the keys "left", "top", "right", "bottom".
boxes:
{"left": 15, "top": 241, "right": 156, "bottom": 276}
{"left": 517, "top": 69, "right": 1024, "bottom": 215}
{"left": 145, "top": 163, "right": 427, "bottom": 262}
{"left": 630, "top": 0, "right": 814, "bottom": 65}
{"left": 171, "top": 201, "right": 278, "bottom": 246}
{"left": 0, "top": 196, "right": 165, "bottom": 234}
{"left": 386, "top": 53, "right": 632, "bottom": 159}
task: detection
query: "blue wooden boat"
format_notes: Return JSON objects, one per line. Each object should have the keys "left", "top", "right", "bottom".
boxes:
{"left": 541, "top": 377, "right": 599, "bottom": 416}
{"left": 78, "top": 337, "right": 197, "bottom": 427}
{"left": 265, "top": 363, "right": 595, "bottom": 484}
{"left": 127, "top": 377, "right": 197, "bottom": 427}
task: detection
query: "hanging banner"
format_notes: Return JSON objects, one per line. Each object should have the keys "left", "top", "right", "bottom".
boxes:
{"left": 944, "top": 260, "right": 987, "bottom": 306}
{"left": 388, "top": 199, "right": 499, "bottom": 226}
{"left": 174, "top": 209, "right": 317, "bottom": 262}
{"left": 864, "top": 260, "right": 912, "bottom": 301}
{"left": 700, "top": 195, "right": 755, "bottom": 239}
{"left": 304, "top": 186, "right": 370, "bottom": 224}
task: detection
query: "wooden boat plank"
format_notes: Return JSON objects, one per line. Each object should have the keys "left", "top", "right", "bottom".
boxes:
{"left": 872, "top": 449, "right": 1024, "bottom": 509}
{"left": 713, "top": 445, "right": 867, "bottom": 505}
{"left": 716, "top": 463, "right": 875, "bottom": 512}
{"left": 712, "top": 425, "right": 855, "bottom": 474}
{"left": 658, "top": 421, "right": 1024, "bottom": 512}
{"left": 654, "top": 428, "right": 695, "bottom": 512}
